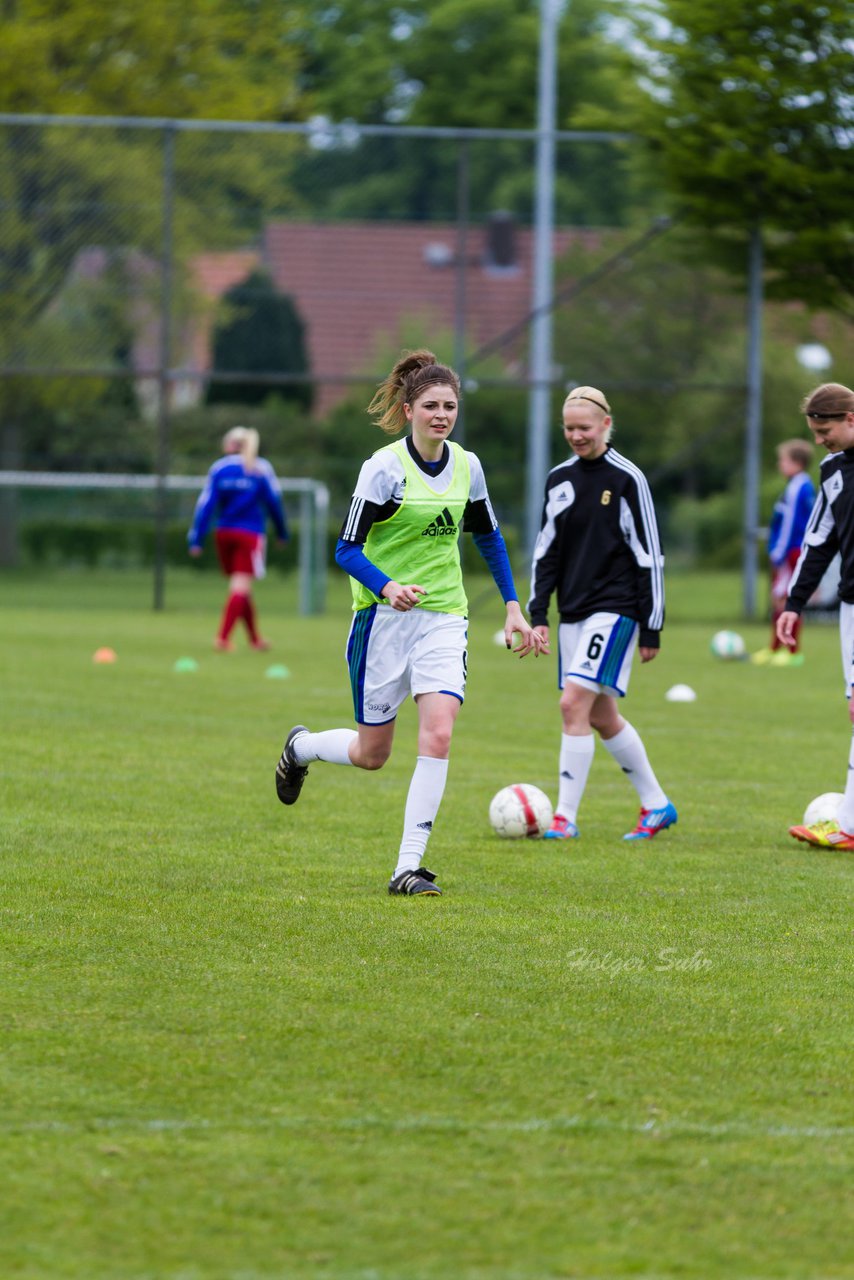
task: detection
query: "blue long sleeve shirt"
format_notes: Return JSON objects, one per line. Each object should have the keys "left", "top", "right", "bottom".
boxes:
{"left": 768, "top": 471, "right": 816, "bottom": 566}
{"left": 187, "top": 456, "right": 289, "bottom": 548}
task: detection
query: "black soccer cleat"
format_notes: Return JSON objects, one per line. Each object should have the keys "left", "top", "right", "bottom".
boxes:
{"left": 275, "top": 725, "right": 310, "bottom": 805}
{"left": 387, "top": 867, "right": 442, "bottom": 896}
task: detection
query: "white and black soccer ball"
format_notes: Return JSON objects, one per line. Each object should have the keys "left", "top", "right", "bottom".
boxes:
{"left": 802, "top": 792, "right": 843, "bottom": 826}
{"left": 710, "top": 629, "right": 746, "bottom": 660}
{"left": 489, "top": 784, "right": 554, "bottom": 839}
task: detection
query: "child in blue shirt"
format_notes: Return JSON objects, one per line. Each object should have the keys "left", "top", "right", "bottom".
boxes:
{"left": 753, "top": 438, "right": 815, "bottom": 666}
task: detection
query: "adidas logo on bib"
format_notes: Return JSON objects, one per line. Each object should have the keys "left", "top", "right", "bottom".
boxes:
{"left": 422, "top": 508, "right": 457, "bottom": 536}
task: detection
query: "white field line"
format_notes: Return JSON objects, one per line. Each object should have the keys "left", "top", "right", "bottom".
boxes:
{"left": 3, "top": 1113, "right": 852, "bottom": 1141}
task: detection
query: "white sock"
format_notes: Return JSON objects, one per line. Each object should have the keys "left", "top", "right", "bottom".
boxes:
{"left": 601, "top": 721, "right": 667, "bottom": 810}
{"left": 837, "top": 732, "right": 854, "bottom": 833}
{"left": 393, "top": 756, "right": 449, "bottom": 878}
{"left": 291, "top": 728, "right": 357, "bottom": 766}
{"left": 556, "top": 733, "right": 595, "bottom": 823}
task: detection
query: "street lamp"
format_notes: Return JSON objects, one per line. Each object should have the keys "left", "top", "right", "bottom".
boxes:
{"left": 796, "top": 343, "right": 833, "bottom": 374}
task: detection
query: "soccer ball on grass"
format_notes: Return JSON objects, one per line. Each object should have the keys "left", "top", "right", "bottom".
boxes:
{"left": 489, "top": 784, "right": 554, "bottom": 839}
{"left": 802, "top": 792, "right": 843, "bottom": 827}
{"left": 710, "top": 630, "right": 746, "bottom": 660}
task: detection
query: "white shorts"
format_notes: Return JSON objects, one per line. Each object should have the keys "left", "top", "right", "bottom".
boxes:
{"left": 346, "top": 606, "right": 468, "bottom": 725}
{"left": 840, "top": 602, "right": 854, "bottom": 697}
{"left": 557, "top": 612, "right": 638, "bottom": 698}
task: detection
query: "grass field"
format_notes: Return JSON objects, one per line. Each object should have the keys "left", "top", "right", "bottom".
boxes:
{"left": 2, "top": 567, "right": 852, "bottom": 1280}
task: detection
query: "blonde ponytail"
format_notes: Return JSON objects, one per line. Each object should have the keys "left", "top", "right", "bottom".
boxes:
{"left": 222, "top": 426, "right": 260, "bottom": 470}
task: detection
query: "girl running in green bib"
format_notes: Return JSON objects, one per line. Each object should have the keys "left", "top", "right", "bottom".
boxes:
{"left": 275, "top": 349, "right": 547, "bottom": 896}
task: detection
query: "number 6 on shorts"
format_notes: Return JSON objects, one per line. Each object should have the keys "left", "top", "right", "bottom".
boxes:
{"left": 558, "top": 611, "right": 638, "bottom": 697}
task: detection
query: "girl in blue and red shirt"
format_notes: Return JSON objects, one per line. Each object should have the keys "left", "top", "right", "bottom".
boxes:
{"left": 757, "top": 438, "right": 815, "bottom": 663}
{"left": 188, "top": 427, "right": 289, "bottom": 650}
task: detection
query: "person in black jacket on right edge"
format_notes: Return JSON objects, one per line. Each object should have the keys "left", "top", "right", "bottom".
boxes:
{"left": 780, "top": 382, "right": 854, "bottom": 851}
{"left": 528, "top": 385, "right": 677, "bottom": 842}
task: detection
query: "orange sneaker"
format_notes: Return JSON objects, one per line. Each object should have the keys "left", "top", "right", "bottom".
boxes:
{"left": 789, "top": 819, "right": 854, "bottom": 850}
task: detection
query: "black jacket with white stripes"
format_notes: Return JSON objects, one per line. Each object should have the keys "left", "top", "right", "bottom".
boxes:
{"left": 527, "top": 447, "right": 665, "bottom": 648}
{"left": 786, "top": 448, "right": 854, "bottom": 612}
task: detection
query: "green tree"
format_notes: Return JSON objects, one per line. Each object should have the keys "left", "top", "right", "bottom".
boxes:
{"left": 207, "top": 271, "right": 312, "bottom": 411}
{"left": 0, "top": 1, "right": 301, "bottom": 119}
{"left": 0, "top": 0, "right": 304, "bottom": 476}
{"left": 0, "top": 0, "right": 303, "bottom": 339}
{"left": 293, "top": 0, "right": 634, "bottom": 132}
{"left": 627, "top": 0, "right": 854, "bottom": 312}
{"left": 547, "top": 226, "right": 829, "bottom": 564}
{"left": 288, "top": 0, "right": 647, "bottom": 228}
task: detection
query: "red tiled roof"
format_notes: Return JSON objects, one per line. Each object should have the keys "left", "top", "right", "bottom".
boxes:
{"left": 261, "top": 221, "right": 600, "bottom": 414}
{"left": 190, "top": 250, "right": 260, "bottom": 301}
{"left": 185, "top": 250, "right": 261, "bottom": 371}
{"left": 62, "top": 229, "right": 606, "bottom": 417}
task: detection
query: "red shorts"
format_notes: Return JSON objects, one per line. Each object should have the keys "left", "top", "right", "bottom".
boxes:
{"left": 215, "top": 528, "right": 267, "bottom": 578}
{"left": 771, "top": 547, "right": 802, "bottom": 603}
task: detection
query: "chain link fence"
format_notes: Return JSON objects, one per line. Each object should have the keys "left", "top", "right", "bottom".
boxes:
{"left": 0, "top": 112, "right": 638, "bottom": 393}
{"left": 1, "top": 112, "right": 788, "bottom": 612}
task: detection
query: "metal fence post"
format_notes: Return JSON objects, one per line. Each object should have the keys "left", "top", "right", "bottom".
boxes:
{"left": 298, "top": 489, "right": 313, "bottom": 617}
{"left": 153, "top": 123, "right": 176, "bottom": 612}
{"left": 313, "top": 482, "right": 329, "bottom": 615}
{"left": 454, "top": 140, "right": 470, "bottom": 444}
{"left": 742, "top": 224, "right": 764, "bottom": 619}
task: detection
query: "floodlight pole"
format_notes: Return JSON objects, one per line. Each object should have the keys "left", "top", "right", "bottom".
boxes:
{"left": 525, "top": 0, "right": 564, "bottom": 562}
{"left": 742, "top": 224, "right": 763, "bottom": 619}
{"left": 453, "top": 140, "right": 471, "bottom": 444}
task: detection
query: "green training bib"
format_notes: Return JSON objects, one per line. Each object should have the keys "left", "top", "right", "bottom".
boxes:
{"left": 350, "top": 440, "right": 471, "bottom": 615}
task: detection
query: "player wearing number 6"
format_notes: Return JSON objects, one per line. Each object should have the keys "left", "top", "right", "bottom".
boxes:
{"left": 528, "top": 386, "right": 676, "bottom": 841}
